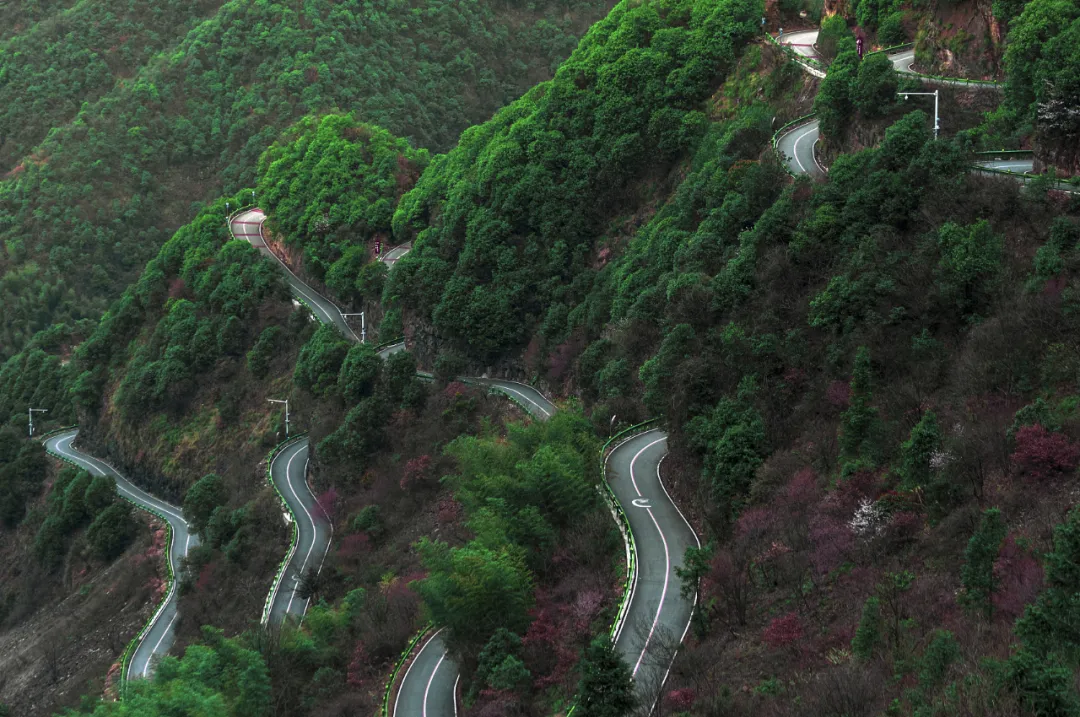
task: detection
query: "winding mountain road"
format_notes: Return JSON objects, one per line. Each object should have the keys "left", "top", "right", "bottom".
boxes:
{"left": 43, "top": 430, "right": 198, "bottom": 680}
{"left": 607, "top": 430, "right": 699, "bottom": 711}
{"left": 263, "top": 437, "right": 331, "bottom": 626}
{"left": 773, "top": 31, "right": 1019, "bottom": 178}
{"left": 237, "top": 207, "right": 700, "bottom": 714}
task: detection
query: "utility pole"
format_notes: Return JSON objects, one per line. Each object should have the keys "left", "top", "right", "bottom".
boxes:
{"left": 342, "top": 312, "right": 366, "bottom": 343}
{"left": 268, "top": 399, "right": 290, "bottom": 438}
{"left": 897, "top": 90, "right": 940, "bottom": 139}
{"left": 28, "top": 408, "right": 47, "bottom": 437}
{"left": 251, "top": 189, "right": 256, "bottom": 205}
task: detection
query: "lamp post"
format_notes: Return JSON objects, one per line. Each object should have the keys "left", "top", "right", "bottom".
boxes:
{"left": 268, "top": 399, "right": 290, "bottom": 438}
{"left": 28, "top": 408, "right": 47, "bottom": 437}
{"left": 251, "top": 189, "right": 256, "bottom": 205}
{"left": 342, "top": 312, "right": 366, "bottom": 343}
{"left": 897, "top": 89, "right": 940, "bottom": 139}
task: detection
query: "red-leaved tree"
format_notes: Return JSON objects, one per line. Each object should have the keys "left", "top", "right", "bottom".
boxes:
{"left": 667, "top": 687, "right": 696, "bottom": 711}
{"left": 1011, "top": 424, "right": 1080, "bottom": 481}
{"left": 400, "top": 454, "right": 433, "bottom": 491}
{"left": 763, "top": 612, "right": 803, "bottom": 649}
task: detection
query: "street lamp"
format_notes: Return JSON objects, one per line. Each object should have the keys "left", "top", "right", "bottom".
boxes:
{"left": 609, "top": 414, "right": 618, "bottom": 437}
{"left": 268, "top": 399, "right": 290, "bottom": 438}
{"left": 342, "top": 312, "right": 366, "bottom": 343}
{"left": 28, "top": 408, "right": 47, "bottom": 437}
{"left": 251, "top": 189, "right": 256, "bottom": 205}
{"left": 897, "top": 89, "right": 940, "bottom": 139}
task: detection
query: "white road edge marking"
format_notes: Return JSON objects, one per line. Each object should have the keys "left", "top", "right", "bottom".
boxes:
{"left": 284, "top": 443, "right": 318, "bottom": 616}
{"left": 394, "top": 628, "right": 444, "bottom": 717}
{"left": 424, "top": 652, "right": 448, "bottom": 717}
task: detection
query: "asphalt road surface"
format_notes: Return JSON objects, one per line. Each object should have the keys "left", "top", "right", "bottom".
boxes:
{"left": 607, "top": 430, "right": 699, "bottom": 712}
{"left": 264, "top": 438, "right": 331, "bottom": 625}
{"left": 775, "top": 118, "right": 826, "bottom": 178}
{"left": 43, "top": 430, "right": 198, "bottom": 680}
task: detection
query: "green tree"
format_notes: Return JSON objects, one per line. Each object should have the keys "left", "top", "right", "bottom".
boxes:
{"left": 818, "top": 15, "right": 853, "bottom": 60}
{"left": 1017, "top": 505, "right": 1080, "bottom": 663}
{"left": 184, "top": 473, "right": 228, "bottom": 536}
{"left": 414, "top": 539, "right": 534, "bottom": 647}
{"left": 814, "top": 50, "right": 858, "bottom": 140}
{"left": 338, "top": 343, "right": 382, "bottom": 404}
{"left": 898, "top": 410, "right": 943, "bottom": 490}
{"left": 851, "top": 596, "right": 882, "bottom": 661}
{"left": 853, "top": 52, "right": 898, "bottom": 118}
{"left": 86, "top": 503, "right": 137, "bottom": 561}
{"left": 935, "top": 220, "right": 1003, "bottom": 317}
{"left": 577, "top": 637, "right": 636, "bottom": 717}
{"left": 960, "top": 508, "right": 1007, "bottom": 619}
{"left": 294, "top": 326, "right": 351, "bottom": 397}
{"left": 839, "top": 347, "right": 880, "bottom": 464}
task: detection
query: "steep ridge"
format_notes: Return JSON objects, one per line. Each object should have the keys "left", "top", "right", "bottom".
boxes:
{"left": 42, "top": 430, "right": 198, "bottom": 681}
{"left": 228, "top": 209, "right": 699, "bottom": 715}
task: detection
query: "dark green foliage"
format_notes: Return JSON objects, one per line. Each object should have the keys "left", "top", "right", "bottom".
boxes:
{"left": 183, "top": 473, "right": 228, "bottom": 536}
{"left": 576, "top": 637, "right": 636, "bottom": 717}
{"left": 898, "top": 410, "right": 942, "bottom": 490}
{"left": 918, "top": 630, "right": 961, "bottom": 690}
{"left": 817, "top": 15, "right": 853, "bottom": 61}
{"left": 415, "top": 538, "right": 534, "bottom": 648}
{"left": 0, "top": 429, "right": 50, "bottom": 527}
{"left": 0, "top": 0, "right": 615, "bottom": 359}
{"left": 1003, "top": 649, "right": 1080, "bottom": 717}
{"left": 86, "top": 503, "right": 137, "bottom": 560}
{"left": 257, "top": 116, "right": 430, "bottom": 282}
{"left": 839, "top": 347, "right": 881, "bottom": 464}
{"left": 878, "top": 11, "right": 907, "bottom": 44}
{"left": 687, "top": 392, "right": 767, "bottom": 517}
{"left": 246, "top": 326, "right": 283, "bottom": 379}
{"left": 1028, "top": 218, "right": 1080, "bottom": 291}
{"left": 853, "top": 53, "right": 899, "bottom": 119}
{"left": 387, "top": 0, "right": 766, "bottom": 363}
{"left": 318, "top": 397, "right": 389, "bottom": 466}
{"left": 337, "top": 344, "right": 382, "bottom": 404}
{"left": 349, "top": 505, "right": 384, "bottom": 541}
{"left": 935, "top": 220, "right": 1003, "bottom": 319}
{"left": 851, "top": 596, "right": 882, "bottom": 661}
{"left": 32, "top": 466, "right": 122, "bottom": 566}
{"left": 474, "top": 629, "right": 526, "bottom": 696}
{"left": 294, "top": 326, "right": 351, "bottom": 397}
{"left": 1017, "top": 505, "right": 1080, "bottom": 663}
{"left": 71, "top": 626, "right": 271, "bottom": 716}
{"left": 814, "top": 49, "right": 858, "bottom": 140}
{"left": 1003, "top": 0, "right": 1080, "bottom": 128}
{"left": 960, "top": 508, "right": 1007, "bottom": 619}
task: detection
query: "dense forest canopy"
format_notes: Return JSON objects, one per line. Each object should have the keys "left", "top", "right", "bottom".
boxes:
{"left": 0, "top": 0, "right": 617, "bottom": 360}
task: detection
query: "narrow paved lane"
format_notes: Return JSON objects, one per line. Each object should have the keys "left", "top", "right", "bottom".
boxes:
{"left": 265, "top": 438, "right": 332, "bottom": 625}
{"left": 775, "top": 118, "right": 825, "bottom": 178}
{"left": 393, "top": 629, "right": 458, "bottom": 717}
{"left": 607, "top": 430, "right": 699, "bottom": 711}
{"left": 230, "top": 210, "right": 362, "bottom": 341}
{"left": 43, "top": 430, "right": 198, "bottom": 680}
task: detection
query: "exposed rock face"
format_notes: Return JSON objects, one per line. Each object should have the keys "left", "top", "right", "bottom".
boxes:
{"left": 913, "top": 0, "right": 1004, "bottom": 80}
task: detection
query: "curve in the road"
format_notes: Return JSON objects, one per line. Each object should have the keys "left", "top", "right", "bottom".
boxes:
{"left": 43, "top": 430, "right": 198, "bottom": 680}
{"left": 606, "top": 430, "right": 699, "bottom": 711}
{"left": 263, "top": 437, "right": 333, "bottom": 626}
{"left": 238, "top": 208, "right": 700, "bottom": 715}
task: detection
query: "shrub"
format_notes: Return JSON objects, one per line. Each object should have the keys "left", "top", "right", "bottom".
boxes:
{"left": 1011, "top": 424, "right": 1080, "bottom": 481}
{"left": 851, "top": 596, "right": 881, "bottom": 660}
{"left": 763, "top": 612, "right": 803, "bottom": 649}
{"left": 87, "top": 503, "right": 138, "bottom": 560}
{"left": 877, "top": 11, "right": 906, "bottom": 45}
{"left": 184, "top": 473, "right": 228, "bottom": 536}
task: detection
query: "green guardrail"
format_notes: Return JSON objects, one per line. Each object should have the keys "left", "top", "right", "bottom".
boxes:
{"left": 866, "top": 41, "right": 915, "bottom": 56}
{"left": 771, "top": 112, "right": 817, "bottom": 177}
{"left": 374, "top": 336, "right": 406, "bottom": 351}
{"left": 973, "top": 150, "right": 1034, "bottom": 157}
{"left": 380, "top": 623, "right": 435, "bottom": 716}
{"left": 41, "top": 433, "right": 177, "bottom": 697}
{"left": 36, "top": 425, "right": 79, "bottom": 442}
{"left": 260, "top": 434, "right": 309, "bottom": 625}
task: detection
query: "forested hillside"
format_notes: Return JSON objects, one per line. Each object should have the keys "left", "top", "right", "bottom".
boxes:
{"left": 0, "top": 0, "right": 616, "bottom": 359}
{"left": 3, "top": 0, "right": 1080, "bottom": 714}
